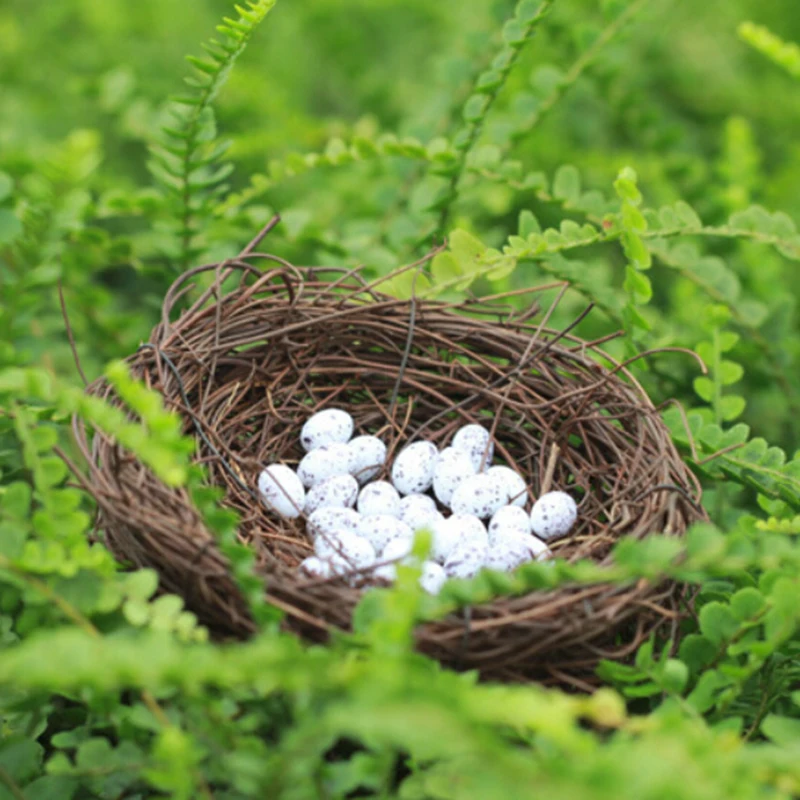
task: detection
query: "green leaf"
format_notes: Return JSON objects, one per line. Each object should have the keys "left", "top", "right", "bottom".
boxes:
{"left": 623, "top": 265, "right": 652, "bottom": 303}
{"left": 719, "top": 395, "right": 746, "bottom": 421}
{"left": 699, "top": 602, "right": 739, "bottom": 644}
{"left": 553, "top": 165, "right": 581, "bottom": 204}
{"left": 729, "top": 588, "right": 766, "bottom": 620}
{"left": 693, "top": 376, "right": 714, "bottom": 402}
{"left": 761, "top": 715, "right": 800, "bottom": 747}
{"left": 518, "top": 209, "right": 541, "bottom": 236}
{"left": 0, "top": 171, "right": 13, "bottom": 201}
{"left": 0, "top": 210, "right": 22, "bottom": 245}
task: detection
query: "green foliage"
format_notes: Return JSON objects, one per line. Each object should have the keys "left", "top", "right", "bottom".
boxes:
{"left": 4, "top": 0, "right": 800, "bottom": 797}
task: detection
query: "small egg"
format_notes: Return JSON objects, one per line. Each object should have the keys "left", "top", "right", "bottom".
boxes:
{"left": 488, "top": 505, "right": 531, "bottom": 543}
{"left": 433, "top": 447, "right": 477, "bottom": 506}
{"left": 419, "top": 561, "right": 447, "bottom": 595}
{"left": 382, "top": 535, "right": 414, "bottom": 563}
{"left": 484, "top": 531, "right": 544, "bottom": 572}
{"left": 444, "top": 537, "right": 488, "bottom": 580}
{"left": 372, "top": 563, "right": 397, "bottom": 583}
{"left": 530, "top": 491, "right": 577, "bottom": 540}
{"left": 357, "top": 481, "right": 401, "bottom": 517}
{"left": 487, "top": 465, "right": 528, "bottom": 508}
{"left": 305, "top": 474, "right": 359, "bottom": 515}
{"left": 347, "top": 435, "right": 387, "bottom": 485}
{"left": 357, "top": 514, "right": 413, "bottom": 553}
{"left": 391, "top": 441, "right": 438, "bottom": 495}
{"left": 327, "top": 533, "right": 376, "bottom": 578}
{"left": 258, "top": 464, "right": 305, "bottom": 518}
{"left": 431, "top": 513, "right": 487, "bottom": 564}
{"left": 307, "top": 507, "right": 361, "bottom": 541}
{"left": 298, "top": 556, "right": 333, "bottom": 579}
{"left": 450, "top": 473, "right": 507, "bottom": 519}
{"left": 398, "top": 493, "right": 439, "bottom": 530}
{"left": 300, "top": 409, "right": 354, "bottom": 452}
{"left": 297, "top": 442, "right": 352, "bottom": 488}
{"left": 452, "top": 423, "right": 494, "bottom": 472}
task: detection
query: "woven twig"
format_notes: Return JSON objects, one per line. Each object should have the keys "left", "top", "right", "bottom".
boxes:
{"left": 72, "top": 247, "right": 706, "bottom": 689}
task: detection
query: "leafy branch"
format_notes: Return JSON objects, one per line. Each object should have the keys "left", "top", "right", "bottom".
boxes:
{"left": 148, "top": 0, "right": 276, "bottom": 268}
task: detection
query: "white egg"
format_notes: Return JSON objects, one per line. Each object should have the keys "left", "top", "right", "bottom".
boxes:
{"left": 372, "top": 563, "right": 397, "bottom": 583}
{"left": 357, "top": 481, "right": 401, "bottom": 517}
{"left": 444, "top": 537, "right": 488, "bottom": 579}
{"left": 307, "top": 507, "right": 361, "bottom": 541}
{"left": 327, "top": 533, "right": 376, "bottom": 578}
{"left": 298, "top": 556, "right": 333, "bottom": 579}
{"left": 300, "top": 409, "right": 354, "bottom": 452}
{"left": 431, "top": 513, "right": 487, "bottom": 564}
{"left": 484, "top": 531, "right": 546, "bottom": 572}
{"left": 382, "top": 535, "right": 414, "bottom": 563}
{"left": 398, "top": 493, "right": 439, "bottom": 530}
{"left": 314, "top": 528, "right": 349, "bottom": 560}
{"left": 391, "top": 441, "right": 438, "bottom": 495}
{"left": 258, "top": 464, "right": 305, "bottom": 519}
{"left": 357, "top": 514, "right": 413, "bottom": 553}
{"left": 347, "top": 435, "right": 387, "bottom": 485}
{"left": 487, "top": 465, "right": 528, "bottom": 508}
{"left": 488, "top": 505, "right": 531, "bottom": 543}
{"left": 450, "top": 472, "right": 507, "bottom": 519}
{"left": 452, "top": 423, "right": 494, "bottom": 472}
{"left": 305, "top": 474, "right": 359, "bottom": 515}
{"left": 419, "top": 561, "right": 447, "bottom": 595}
{"left": 530, "top": 491, "right": 577, "bottom": 540}
{"left": 297, "top": 442, "right": 352, "bottom": 488}
{"left": 433, "top": 447, "right": 477, "bottom": 506}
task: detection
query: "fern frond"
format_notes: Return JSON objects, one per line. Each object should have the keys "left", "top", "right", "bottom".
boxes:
{"left": 149, "top": 0, "right": 276, "bottom": 269}
{"left": 430, "top": 0, "right": 555, "bottom": 239}
{"left": 738, "top": 22, "right": 800, "bottom": 80}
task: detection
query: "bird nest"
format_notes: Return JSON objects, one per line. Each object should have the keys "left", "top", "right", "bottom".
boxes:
{"left": 72, "top": 231, "right": 706, "bottom": 689}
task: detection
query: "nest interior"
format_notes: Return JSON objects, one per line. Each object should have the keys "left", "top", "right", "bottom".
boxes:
{"left": 74, "top": 255, "right": 706, "bottom": 688}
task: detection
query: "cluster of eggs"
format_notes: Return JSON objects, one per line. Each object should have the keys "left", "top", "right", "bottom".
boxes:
{"left": 257, "top": 409, "right": 578, "bottom": 595}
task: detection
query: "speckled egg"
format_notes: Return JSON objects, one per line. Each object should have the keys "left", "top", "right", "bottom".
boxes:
{"left": 305, "top": 474, "right": 359, "bottom": 515}
{"left": 307, "top": 507, "right": 361, "bottom": 541}
{"left": 452, "top": 423, "right": 494, "bottom": 472}
{"left": 357, "top": 514, "right": 412, "bottom": 554}
{"left": 419, "top": 561, "right": 447, "bottom": 594}
{"left": 298, "top": 556, "right": 333, "bottom": 579}
{"left": 382, "top": 535, "right": 414, "bottom": 563}
{"left": 300, "top": 409, "right": 354, "bottom": 452}
{"left": 444, "top": 537, "right": 488, "bottom": 579}
{"left": 484, "top": 531, "right": 543, "bottom": 572}
{"left": 391, "top": 441, "right": 438, "bottom": 495}
{"left": 297, "top": 442, "right": 352, "bottom": 488}
{"left": 487, "top": 465, "right": 528, "bottom": 508}
{"left": 431, "top": 513, "right": 487, "bottom": 564}
{"left": 327, "top": 533, "right": 376, "bottom": 577}
{"left": 357, "top": 481, "right": 401, "bottom": 517}
{"left": 530, "top": 491, "right": 577, "bottom": 540}
{"left": 433, "top": 447, "right": 477, "bottom": 506}
{"left": 347, "top": 435, "right": 387, "bottom": 485}
{"left": 258, "top": 464, "right": 305, "bottom": 519}
{"left": 398, "top": 493, "right": 439, "bottom": 530}
{"left": 450, "top": 472, "right": 507, "bottom": 519}
{"left": 488, "top": 505, "right": 531, "bottom": 543}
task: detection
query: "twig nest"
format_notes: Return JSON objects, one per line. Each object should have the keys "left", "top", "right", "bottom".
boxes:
{"left": 297, "top": 442, "right": 351, "bottom": 488}
{"left": 450, "top": 472, "right": 507, "bottom": 519}
{"left": 357, "top": 481, "right": 401, "bottom": 517}
{"left": 452, "top": 423, "right": 494, "bottom": 472}
{"left": 433, "top": 447, "right": 477, "bottom": 506}
{"left": 391, "top": 441, "right": 438, "bottom": 495}
{"left": 530, "top": 491, "right": 578, "bottom": 540}
{"left": 305, "top": 474, "right": 359, "bottom": 514}
{"left": 257, "top": 465, "right": 305, "bottom": 519}
{"left": 301, "top": 408, "right": 354, "bottom": 452}
{"left": 346, "top": 435, "right": 387, "bottom": 485}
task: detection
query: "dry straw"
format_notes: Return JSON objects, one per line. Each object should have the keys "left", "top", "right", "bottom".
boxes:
{"left": 72, "top": 224, "right": 706, "bottom": 689}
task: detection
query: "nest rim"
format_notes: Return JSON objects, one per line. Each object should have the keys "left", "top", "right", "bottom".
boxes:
{"left": 72, "top": 248, "right": 706, "bottom": 689}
